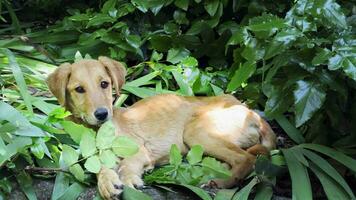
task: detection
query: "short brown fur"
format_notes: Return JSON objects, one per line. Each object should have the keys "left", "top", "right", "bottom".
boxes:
{"left": 47, "top": 57, "right": 276, "bottom": 199}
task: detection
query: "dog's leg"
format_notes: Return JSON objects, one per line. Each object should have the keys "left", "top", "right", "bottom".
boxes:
{"left": 117, "top": 146, "right": 153, "bottom": 189}
{"left": 97, "top": 166, "right": 123, "bottom": 200}
{"left": 184, "top": 129, "right": 255, "bottom": 188}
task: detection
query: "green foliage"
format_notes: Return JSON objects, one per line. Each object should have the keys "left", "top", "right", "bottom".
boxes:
{"left": 0, "top": 0, "right": 356, "bottom": 199}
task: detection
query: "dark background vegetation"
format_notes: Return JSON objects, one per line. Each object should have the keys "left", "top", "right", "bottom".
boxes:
{"left": 0, "top": 0, "right": 355, "bottom": 199}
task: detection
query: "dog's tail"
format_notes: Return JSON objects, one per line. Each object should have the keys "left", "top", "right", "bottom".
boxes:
{"left": 247, "top": 119, "right": 276, "bottom": 156}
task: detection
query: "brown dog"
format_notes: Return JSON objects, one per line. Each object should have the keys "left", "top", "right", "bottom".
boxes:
{"left": 47, "top": 57, "right": 276, "bottom": 199}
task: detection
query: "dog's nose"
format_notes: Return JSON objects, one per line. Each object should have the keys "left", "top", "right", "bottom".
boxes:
{"left": 94, "top": 108, "right": 108, "bottom": 121}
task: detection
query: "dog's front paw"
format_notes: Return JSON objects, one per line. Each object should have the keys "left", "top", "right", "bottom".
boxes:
{"left": 120, "top": 172, "right": 144, "bottom": 189}
{"left": 97, "top": 167, "right": 123, "bottom": 200}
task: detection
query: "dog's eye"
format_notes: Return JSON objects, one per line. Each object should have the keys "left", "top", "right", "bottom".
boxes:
{"left": 75, "top": 86, "right": 85, "bottom": 93}
{"left": 101, "top": 81, "right": 109, "bottom": 89}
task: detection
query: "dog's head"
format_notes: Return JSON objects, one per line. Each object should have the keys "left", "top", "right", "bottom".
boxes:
{"left": 47, "top": 56, "right": 126, "bottom": 126}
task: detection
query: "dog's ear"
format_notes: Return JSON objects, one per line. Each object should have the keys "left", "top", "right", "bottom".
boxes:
{"left": 98, "top": 56, "right": 127, "bottom": 95}
{"left": 46, "top": 63, "right": 71, "bottom": 106}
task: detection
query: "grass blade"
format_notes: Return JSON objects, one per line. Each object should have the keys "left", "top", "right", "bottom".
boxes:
{"left": 232, "top": 177, "right": 259, "bottom": 200}
{"left": 302, "top": 148, "right": 355, "bottom": 199}
{"left": 275, "top": 114, "right": 305, "bottom": 144}
{"left": 309, "top": 163, "right": 351, "bottom": 200}
{"left": 300, "top": 143, "right": 356, "bottom": 172}
{"left": 282, "top": 148, "right": 312, "bottom": 200}
{"left": 1, "top": 48, "right": 33, "bottom": 114}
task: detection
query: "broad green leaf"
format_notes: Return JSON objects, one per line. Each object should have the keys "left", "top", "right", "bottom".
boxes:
{"left": 51, "top": 156, "right": 70, "bottom": 200}
{"left": 0, "top": 101, "right": 45, "bottom": 137}
{"left": 274, "top": 114, "right": 305, "bottom": 144}
{"left": 122, "top": 186, "right": 152, "bottom": 200}
{"left": 0, "top": 49, "right": 33, "bottom": 113}
{"left": 312, "top": 48, "right": 332, "bottom": 66}
{"left": 57, "top": 183, "right": 85, "bottom": 200}
{"left": 62, "top": 145, "right": 79, "bottom": 166}
{"left": 84, "top": 155, "right": 101, "bottom": 173}
{"left": 328, "top": 54, "right": 356, "bottom": 81}
{"left": 232, "top": 177, "right": 259, "bottom": 200}
{"left": 175, "top": 0, "right": 189, "bottom": 11}
{"left": 294, "top": 80, "right": 326, "bottom": 127}
{"left": 60, "top": 121, "right": 94, "bottom": 144}
{"left": 227, "top": 61, "right": 256, "bottom": 92}
{"left": 264, "top": 85, "right": 293, "bottom": 118}
{"left": 80, "top": 132, "right": 96, "bottom": 157}
{"left": 123, "top": 85, "right": 163, "bottom": 98}
{"left": 186, "top": 145, "right": 204, "bottom": 165}
{"left": 316, "top": 0, "right": 347, "bottom": 29}
{"left": 99, "top": 150, "right": 117, "bottom": 169}
{"left": 214, "top": 189, "right": 236, "bottom": 200}
{"left": 204, "top": 0, "right": 219, "bottom": 16}
{"left": 302, "top": 149, "right": 355, "bottom": 199}
{"left": 282, "top": 148, "right": 312, "bottom": 200}
{"left": 201, "top": 157, "right": 231, "bottom": 178}
{"left": 112, "top": 136, "right": 139, "bottom": 158}
{"left": 300, "top": 144, "right": 356, "bottom": 172}
{"left": 169, "top": 144, "right": 182, "bottom": 166}
{"left": 167, "top": 48, "right": 190, "bottom": 64}
{"left": 16, "top": 171, "right": 37, "bottom": 200}
{"left": 30, "top": 139, "right": 45, "bottom": 159}
{"left": 0, "top": 138, "right": 5, "bottom": 156}
{"left": 69, "top": 164, "right": 85, "bottom": 181}
{"left": 0, "top": 137, "right": 32, "bottom": 166}
{"left": 309, "top": 163, "right": 350, "bottom": 200}
{"left": 96, "top": 120, "right": 116, "bottom": 149}
{"left": 86, "top": 14, "right": 116, "bottom": 28}
{"left": 248, "top": 14, "right": 286, "bottom": 32}
{"left": 172, "top": 70, "right": 194, "bottom": 96}
{"left": 254, "top": 183, "right": 273, "bottom": 200}
{"left": 180, "top": 184, "right": 212, "bottom": 200}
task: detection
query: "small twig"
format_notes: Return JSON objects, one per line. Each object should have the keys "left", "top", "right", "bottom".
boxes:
{"left": 24, "top": 166, "right": 69, "bottom": 174}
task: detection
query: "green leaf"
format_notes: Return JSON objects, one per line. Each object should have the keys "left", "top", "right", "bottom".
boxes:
{"left": 69, "top": 164, "right": 85, "bottom": 181}
{"left": 201, "top": 157, "right": 231, "bottom": 178}
{"left": 174, "top": 0, "right": 189, "bottom": 11}
{"left": 125, "top": 71, "right": 160, "bottom": 87}
{"left": 300, "top": 144, "right": 356, "bottom": 172}
{"left": 1, "top": 49, "right": 33, "bottom": 113}
{"left": 57, "top": 183, "right": 85, "bottom": 200}
{"left": 99, "top": 150, "right": 117, "bottom": 169}
{"left": 51, "top": 155, "right": 70, "bottom": 200}
{"left": 227, "top": 61, "right": 256, "bottom": 92}
{"left": 16, "top": 171, "right": 37, "bottom": 200}
{"left": 214, "top": 189, "right": 236, "bottom": 200}
{"left": 254, "top": 183, "right": 273, "bottom": 200}
{"left": 60, "top": 121, "right": 94, "bottom": 144}
{"left": 172, "top": 70, "right": 194, "bottom": 96}
{"left": 122, "top": 186, "right": 152, "bottom": 200}
{"left": 112, "top": 136, "right": 139, "bottom": 158}
{"left": 274, "top": 114, "right": 305, "bottom": 144}
{"left": 167, "top": 48, "right": 190, "bottom": 64}
{"left": 328, "top": 54, "right": 356, "bottom": 81}
{"left": 96, "top": 120, "right": 116, "bottom": 150}
{"left": 186, "top": 145, "right": 204, "bottom": 165}
{"left": 312, "top": 48, "right": 332, "bottom": 66}
{"left": 62, "top": 145, "right": 79, "bottom": 166}
{"left": 30, "top": 139, "right": 45, "bottom": 159}
{"left": 204, "top": 0, "right": 219, "bottom": 16}
{"left": 80, "top": 132, "right": 96, "bottom": 157}
{"left": 180, "top": 184, "right": 212, "bottom": 200}
{"left": 248, "top": 14, "right": 286, "bottom": 32}
{"left": 0, "top": 138, "right": 5, "bottom": 156}
{"left": 86, "top": 14, "right": 116, "bottom": 28}
{"left": 0, "top": 101, "right": 45, "bottom": 137}
{"left": 282, "top": 148, "right": 312, "bottom": 200}
{"left": 169, "top": 144, "right": 182, "bottom": 166}
{"left": 315, "top": 0, "right": 347, "bottom": 29}
{"left": 232, "top": 177, "right": 259, "bottom": 200}
{"left": 309, "top": 163, "right": 350, "bottom": 200}
{"left": 294, "top": 80, "right": 326, "bottom": 127}
{"left": 84, "top": 155, "right": 101, "bottom": 173}
{"left": 302, "top": 149, "right": 355, "bottom": 199}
